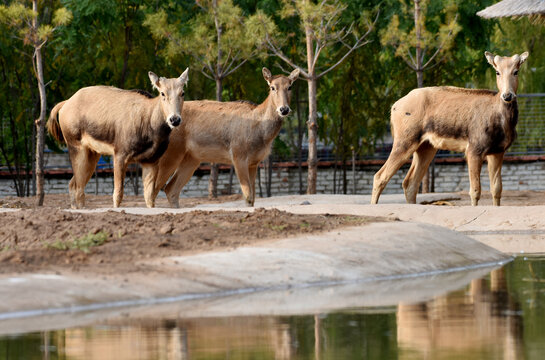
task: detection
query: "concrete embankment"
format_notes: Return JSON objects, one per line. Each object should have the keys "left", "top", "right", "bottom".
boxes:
{"left": 0, "top": 209, "right": 509, "bottom": 334}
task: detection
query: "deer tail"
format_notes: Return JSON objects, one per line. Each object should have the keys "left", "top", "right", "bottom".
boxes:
{"left": 47, "top": 100, "right": 66, "bottom": 144}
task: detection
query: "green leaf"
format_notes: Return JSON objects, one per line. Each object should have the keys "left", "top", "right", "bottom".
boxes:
{"left": 53, "top": 8, "right": 73, "bottom": 27}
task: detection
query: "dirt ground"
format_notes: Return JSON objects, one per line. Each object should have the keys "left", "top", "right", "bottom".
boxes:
{"left": 430, "top": 189, "right": 545, "bottom": 206}
{"left": 0, "top": 193, "right": 384, "bottom": 275}
{"left": 1, "top": 190, "right": 543, "bottom": 276}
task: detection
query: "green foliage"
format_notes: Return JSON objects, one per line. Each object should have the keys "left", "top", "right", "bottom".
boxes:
{"left": 52, "top": 7, "right": 73, "bottom": 27}
{"left": 489, "top": 17, "right": 545, "bottom": 93}
{"left": 380, "top": 0, "right": 461, "bottom": 82}
{"left": 47, "top": 231, "right": 109, "bottom": 253}
{"left": 145, "top": 0, "right": 262, "bottom": 82}
{"left": 2, "top": 0, "right": 545, "bottom": 200}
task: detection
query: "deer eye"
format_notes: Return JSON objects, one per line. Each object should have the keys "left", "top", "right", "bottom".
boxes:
{"left": 514, "top": 70, "right": 518, "bottom": 76}
{"left": 270, "top": 86, "right": 275, "bottom": 91}
{"left": 161, "top": 92, "right": 165, "bottom": 97}
{"left": 495, "top": 71, "right": 500, "bottom": 76}
{"left": 181, "top": 92, "right": 185, "bottom": 97}
{"left": 288, "top": 85, "right": 292, "bottom": 91}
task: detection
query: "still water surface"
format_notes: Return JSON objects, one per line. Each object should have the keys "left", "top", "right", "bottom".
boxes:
{"left": 1, "top": 256, "right": 544, "bottom": 360}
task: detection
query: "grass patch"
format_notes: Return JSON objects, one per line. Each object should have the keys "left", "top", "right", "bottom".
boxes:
{"left": 266, "top": 224, "right": 288, "bottom": 231}
{"left": 47, "top": 231, "right": 109, "bottom": 253}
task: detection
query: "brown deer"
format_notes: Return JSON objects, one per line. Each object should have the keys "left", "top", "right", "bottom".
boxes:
{"left": 372, "top": 51, "right": 529, "bottom": 206}
{"left": 142, "top": 67, "right": 300, "bottom": 208}
{"left": 47, "top": 69, "right": 189, "bottom": 208}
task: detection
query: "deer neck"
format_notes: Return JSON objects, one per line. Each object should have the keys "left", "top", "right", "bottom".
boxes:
{"left": 496, "top": 94, "right": 518, "bottom": 146}
{"left": 149, "top": 97, "right": 170, "bottom": 130}
{"left": 254, "top": 95, "right": 284, "bottom": 138}
{"left": 497, "top": 95, "right": 518, "bottom": 127}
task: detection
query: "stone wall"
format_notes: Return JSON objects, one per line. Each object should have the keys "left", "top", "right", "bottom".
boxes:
{"left": 2, "top": 160, "right": 545, "bottom": 198}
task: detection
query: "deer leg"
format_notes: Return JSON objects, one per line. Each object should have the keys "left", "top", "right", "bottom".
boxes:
{"left": 113, "top": 154, "right": 129, "bottom": 208}
{"left": 164, "top": 155, "right": 200, "bottom": 208}
{"left": 232, "top": 158, "right": 253, "bottom": 206}
{"left": 249, "top": 164, "right": 259, "bottom": 205}
{"left": 68, "top": 146, "right": 100, "bottom": 209}
{"left": 403, "top": 142, "right": 437, "bottom": 204}
{"left": 142, "top": 164, "right": 158, "bottom": 208}
{"left": 467, "top": 151, "right": 484, "bottom": 206}
{"left": 67, "top": 146, "right": 80, "bottom": 209}
{"left": 371, "top": 142, "right": 417, "bottom": 204}
{"left": 487, "top": 153, "right": 504, "bottom": 206}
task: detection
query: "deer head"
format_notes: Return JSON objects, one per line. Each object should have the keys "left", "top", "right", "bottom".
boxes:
{"left": 149, "top": 68, "right": 189, "bottom": 128}
{"left": 262, "top": 67, "right": 300, "bottom": 117}
{"left": 485, "top": 51, "right": 529, "bottom": 104}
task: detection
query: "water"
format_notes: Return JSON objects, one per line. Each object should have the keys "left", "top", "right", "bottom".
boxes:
{"left": 1, "top": 256, "right": 544, "bottom": 360}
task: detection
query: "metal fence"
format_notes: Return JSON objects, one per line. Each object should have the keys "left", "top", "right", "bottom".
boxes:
{"left": 333, "top": 93, "right": 545, "bottom": 161}
{"left": 510, "top": 94, "right": 545, "bottom": 155}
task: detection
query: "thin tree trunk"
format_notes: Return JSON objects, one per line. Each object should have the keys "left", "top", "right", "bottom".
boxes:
{"left": 306, "top": 78, "right": 318, "bottom": 194}
{"left": 295, "top": 83, "right": 304, "bottom": 194}
{"left": 31, "top": 112, "right": 36, "bottom": 196}
{"left": 208, "top": 1, "right": 223, "bottom": 199}
{"left": 33, "top": 0, "right": 46, "bottom": 206}
{"left": 305, "top": 7, "right": 318, "bottom": 194}
{"left": 208, "top": 76, "right": 223, "bottom": 199}
{"left": 342, "top": 155, "right": 347, "bottom": 195}
{"left": 95, "top": 170, "right": 99, "bottom": 195}
{"left": 228, "top": 165, "right": 234, "bottom": 195}
{"left": 266, "top": 156, "right": 272, "bottom": 197}
{"left": 414, "top": 0, "right": 430, "bottom": 193}
{"left": 352, "top": 149, "right": 356, "bottom": 194}
{"left": 208, "top": 164, "right": 219, "bottom": 199}
{"left": 333, "top": 153, "right": 337, "bottom": 195}
{"left": 257, "top": 166, "right": 263, "bottom": 198}
{"left": 119, "top": 4, "right": 134, "bottom": 88}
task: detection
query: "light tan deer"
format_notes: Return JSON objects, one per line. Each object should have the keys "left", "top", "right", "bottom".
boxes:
{"left": 143, "top": 67, "right": 300, "bottom": 208}
{"left": 372, "top": 51, "right": 529, "bottom": 206}
{"left": 47, "top": 69, "right": 189, "bottom": 208}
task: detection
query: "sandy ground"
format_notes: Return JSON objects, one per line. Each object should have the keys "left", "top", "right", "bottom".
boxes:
{"left": 1, "top": 189, "right": 543, "bottom": 276}
{"left": 0, "top": 193, "right": 383, "bottom": 275}
{"left": 0, "top": 190, "right": 537, "bottom": 327}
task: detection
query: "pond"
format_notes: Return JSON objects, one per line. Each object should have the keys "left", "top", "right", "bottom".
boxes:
{"left": 1, "top": 256, "right": 544, "bottom": 360}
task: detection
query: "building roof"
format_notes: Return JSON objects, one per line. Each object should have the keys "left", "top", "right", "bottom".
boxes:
{"left": 477, "top": 0, "right": 545, "bottom": 20}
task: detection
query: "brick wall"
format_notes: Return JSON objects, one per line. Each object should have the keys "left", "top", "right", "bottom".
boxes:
{"left": 2, "top": 160, "right": 545, "bottom": 198}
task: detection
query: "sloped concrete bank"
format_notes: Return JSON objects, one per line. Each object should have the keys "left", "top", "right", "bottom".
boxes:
{"left": 0, "top": 219, "right": 509, "bottom": 334}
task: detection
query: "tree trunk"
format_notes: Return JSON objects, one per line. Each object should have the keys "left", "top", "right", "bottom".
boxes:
{"left": 208, "top": 164, "right": 219, "bottom": 199}
{"left": 295, "top": 82, "right": 304, "bottom": 194}
{"left": 305, "top": 11, "right": 318, "bottom": 194}
{"left": 266, "top": 156, "right": 272, "bottom": 197}
{"left": 414, "top": 0, "right": 430, "bottom": 193}
{"left": 208, "top": 1, "right": 223, "bottom": 199}
{"left": 119, "top": 3, "right": 134, "bottom": 89}
{"left": 352, "top": 149, "right": 356, "bottom": 194}
{"left": 33, "top": 0, "right": 46, "bottom": 206}
{"left": 208, "top": 76, "right": 223, "bottom": 198}
{"left": 306, "top": 77, "right": 318, "bottom": 194}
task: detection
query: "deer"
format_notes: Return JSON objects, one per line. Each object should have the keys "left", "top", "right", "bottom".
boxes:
{"left": 47, "top": 69, "right": 189, "bottom": 209}
{"left": 372, "top": 51, "right": 529, "bottom": 206}
{"left": 142, "top": 67, "right": 300, "bottom": 208}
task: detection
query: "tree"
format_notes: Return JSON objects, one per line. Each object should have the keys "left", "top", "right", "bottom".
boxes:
{"left": 145, "top": 0, "right": 262, "bottom": 198}
{"left": 247, "top": 0, "right": 378, "bottom": 194}
{"left": 0, "top": 0, "right": 72, "bottom": 206}
{"left": 380, "top": 0, "right": 460, "bottom": 192}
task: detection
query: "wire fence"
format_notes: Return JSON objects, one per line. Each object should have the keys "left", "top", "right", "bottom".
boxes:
{"left": 510, "top": 94, "right": 545, "bottom": 155}
{"left": 344, "top": 93, "right": 545, "bottom": 161}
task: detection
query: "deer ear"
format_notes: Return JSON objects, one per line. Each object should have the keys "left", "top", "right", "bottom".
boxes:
{"left": 288, "top": 68, "right": 300, "bottom": 82}
{"left": 484, "top": 51, "right": 496, "bottom": 68}
{"left": 519, "top": 52, "right": 529, "bottom": 66}
{"left": 179, "top": 67, "right": 189, "bottom": 85}
{"left": 148, "top": 71, "right": 160, "bottom": 89}
{"left": 262, "top": 67, "right": 272, "bottom": 83}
